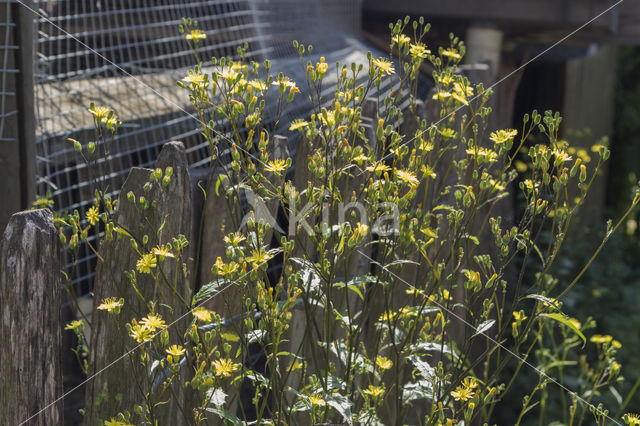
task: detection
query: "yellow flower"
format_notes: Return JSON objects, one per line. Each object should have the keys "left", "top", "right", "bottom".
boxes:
{"left": 392, "top": 34, "right": 410, "bottom": 46}
{"left": 265, "top": 159, "right": 288, "bottom": 174}
{"left": 248, "top": 79, "right": 268, "bottom": 91}
{"left": 129, "top": 320, "right": 153, "bottom": 343}
{"left": 450, "top": 386, "right": 475, "bottom": 401}
{"left": 409, "top": 42, "right": 430, "bottom": 58}
{"left": 612, "top": 339, "right": 622, "bottom": 349}
{"left": 366, "top": 162, "right": 391, "bottom": 175}
{"left": 316, "top": 57, "right": 328, "bottom": 74}
{"left": 223, "top": 232, "right": 246, "bottom": 247}
{"left": 193, "top": 307, "right": 213, "bottom": 323}
{"left": 247, "top": 249, "right": 273, "bottom": 267}
{"left": 96, "top": 297, "right": 124, "bottom": 314}
{"left": 461, "top": 377, "right": 478, "bottom": 390}
{"left": 395, "top": 169, "right": 419, "bottom": 187}
{"left": 219, "top": 68, "right": 239, "bottom": 81}
{"left": 439, "top": 128, "right": 456, "bottom": 139}
{"left": 104, "top": 419, "right": 134, "bottom": 426}
{"left": 89, "top": 106, "right": 111, "bottom": 121}
{"left": 65, "top": 319, "right": 84, "bottom": 331}
{"left": 86, "top": 206, "right": 99, "bottom": 226}
{"left": 214, "top": 257, "right": 239, "bottom": 276}
{"left": 212, "top": 358, "right": 240, "bottom": 378}
{"left": 513, "top": 311, "right": 527, "bottom": 322}
{"left": 308, "top": 394, "right": 326, "bottom": 406}
{"left": 466, "top": 147, "right": 498, "bottom": 163}
{"left": 590, "top": 334, "right": 613, "bottom": 345}
{"left": 490, "top": 129, "right": 518, "bottom": 145}
{"left": 372, "top": 57, "right": 395, "bottom": 75}
{"left": 441, "top": 48, "right": 462, "bottom": 60}
{"left": 624, "top": 413, "right": 640, "bottom": 426}
{"left": 136, "top": 253, "right": 157, "bottom": 274}
{"left": 568, "top": 318, "right": 582, "bottom": 330}
{"left": 432, "top": 91, "right": 452, "bottom": 101}
{"left": 422, "top": 165, "right": 437, "bottom": 179}
{"left": 363, "top": 385, "right": 385, "bottom": 398}
{"left": 376, "top": 356, "right": 393, "bottom": 370}
{"left": 152, "top": 245, "right": 174, "bottom": 259}
{"left": 183, "top": 73, "right": 205, "bottom": 86}
{"left": 166, "top": 344, "right": 186, "bottom": 363}
{"left": 221, "top": 332, "right": 240, "bottom": 342}
{"left": 289, "top": 119, "right": 308, "bottom": 131}
{"left": 185, "top": 29, "right": 206, "bottom": 41}
{"left": 140, "top": 314, "right": 165, "bottom": 331}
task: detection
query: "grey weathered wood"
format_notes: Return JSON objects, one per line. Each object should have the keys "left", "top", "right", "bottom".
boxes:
{"left": 0, "top": 209, "right": 63, "bottom": 425}
{"left": 85, "top": 142, "right": 193, "bottom": 425}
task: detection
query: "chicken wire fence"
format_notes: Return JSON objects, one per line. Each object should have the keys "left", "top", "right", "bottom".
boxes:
{"left": 0, "top": 1, "right": 18, "bottom": 145}
{"left": 20, "top": 0, "right": 414, "bottom": 296}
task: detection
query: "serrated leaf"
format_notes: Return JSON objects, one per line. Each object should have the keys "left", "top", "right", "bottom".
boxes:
{"left": 325, "top": 393, "right": 352, "bottom": 425}
{"left": 193, "top": 278, "right": 230, "bottom": 305}
{"left": 206, "top": 388, "right": 227, "bottom": 408}
{"left": 540, "top": 313, "right": 586, "bottom": 347}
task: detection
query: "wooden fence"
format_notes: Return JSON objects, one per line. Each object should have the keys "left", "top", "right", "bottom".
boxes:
{"left": 0, "top": 66, "right": 501, "bottom": 423}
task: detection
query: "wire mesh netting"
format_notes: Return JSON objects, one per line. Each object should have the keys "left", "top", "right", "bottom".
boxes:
{"left": 28, "top": 0, "right": 415, "bottom": 295}
{"left": 0, "top": 2, "right": 18, "bottom": 145}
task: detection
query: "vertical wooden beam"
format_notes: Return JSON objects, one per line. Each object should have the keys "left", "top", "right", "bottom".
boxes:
{"left": 0, "top": 209, "right": 63, "bottom": 425}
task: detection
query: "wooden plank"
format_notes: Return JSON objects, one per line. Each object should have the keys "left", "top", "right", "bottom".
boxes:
{"left": 0, "top": 209, "right": 63, "bottom": 425}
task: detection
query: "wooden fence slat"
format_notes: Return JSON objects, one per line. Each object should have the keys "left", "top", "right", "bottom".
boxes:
{"left": 0, "top": 209, "right": 63, "bottom": 425}
{"left": 85, "top": 142, "right": 193, "bottom": 425}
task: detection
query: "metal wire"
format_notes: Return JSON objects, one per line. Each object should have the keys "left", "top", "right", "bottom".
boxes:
{"left": 30, "top": 0, "right": 367, "bottom": 294}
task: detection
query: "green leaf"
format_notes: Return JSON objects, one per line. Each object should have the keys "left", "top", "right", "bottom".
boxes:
{"left": 523, "top": 294, "right": 561, "bottom": 311}
{"left": 192, "top": 278, "right": 230, "bottom": 305}
{"left": 540, "top": 313, "right": 586, "bottom": 347}
{"left": 206, "top": 388, "right": 227, "bottom": 408}
{"left": 472, "top": 319, "right": 495, "bottom": 338}
{"left": 325, "top": 393, "right": 353, "bottom": 425}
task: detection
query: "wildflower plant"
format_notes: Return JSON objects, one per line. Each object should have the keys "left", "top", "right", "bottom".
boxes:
{"left": 53, "top": 15, "right": 640, "bottom": 425}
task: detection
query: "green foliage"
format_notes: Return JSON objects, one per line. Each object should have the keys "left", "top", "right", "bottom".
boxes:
{"left": 50, "top": 17, "right": 640, "bottom": 425}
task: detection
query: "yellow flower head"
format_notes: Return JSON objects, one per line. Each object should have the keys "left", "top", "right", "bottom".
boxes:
{"left": 289, "top": 119, "right": 308, "bottom": 131}
{"left": 624, "top": 413, "right": 640, "bottom": 426}
{"left": 212, "top": 358, "right": 240, "bottom": 378}
{"left": 140, "top": 314, "right": 165, "bottom": 331}
{"left": 308, "top": 394, "right": 326, "bottom": 406}
{"left": 363, "top": 385, "right": 385, "bottom": 399}
{"left": 185, "top": 29, "right": 206, "bottom": 41}
{"left": 376, "top": 356, "right": 393, "bottom": 370}
{"left": 166, "top": 344, "right": 186, "bottom": 363}
{"left": 193, "top": 307, "right": 213, "bottom": 323}
{"left": 129, "top": 321, "right": 153, "bottom": 343}
{"left": 136, "top": 253, "right": 157, "bottom": 274}
{"left": 223, "top": 232, "right": 246, "bottom": 247}
{"left": 395, "top": 169, "right": 419, "bottom": 187}
{"left": 96, "top": 297, "right": 124, "bottom": 314}
{"left": 409, "top": 42, "right": 430, "bottom": 59}
{"left": 372, "top": 57, "right": 395, "bottom": 75}
{"left": 183, "top": 73, "right": 205, "bottom": 86}
{"left": 65, "top": 319, "right": 84, "bottom": 331}
{"left": 450, "top": 385, "right": 475, "bottom": 401}
{"left": 441, "top": 48, "right": 462, "bottom": 60}
{"left": 265, "top": 159, "right": 288, "bottom": 174}
{"left": 86, "top": 206, "right": 99, "bottom": 226}
{"left": 316, "top": 57, "right": 328, "bottom": 74}
{"left": 366, "top": 162, "right": 391, "bottom": 175}
{"left": 152, "top": 245, "right": 174, "bottom": 259}
{"left": 104, "top": 419, "right": 134, "bottom": 426}
{"left": 490, "top": 129, "right": 518, "bottom": 145}
{"left": 392, "top": 34, "right": 410, "bottom": 46}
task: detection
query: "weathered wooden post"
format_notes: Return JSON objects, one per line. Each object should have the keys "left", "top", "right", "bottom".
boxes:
{"left": 0, "top": 209, "right": 63, "bottom": 425}
{"left": 85, "top": 142, "right": 193, "bottom": 425}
